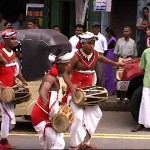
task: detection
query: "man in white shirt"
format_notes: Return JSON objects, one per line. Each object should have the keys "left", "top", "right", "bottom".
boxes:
{"left": 91, "top": 21, "right": 107, "bottom": 87}
{"left": 69, "top": 24, "right": 84, "bottom": 53}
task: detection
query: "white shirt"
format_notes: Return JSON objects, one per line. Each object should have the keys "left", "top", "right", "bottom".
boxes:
{"left": 69, "top": 35, "right": 79, "bottom": 53}
{"left": 94, "top": 33, "right": 107, "bottom": 53}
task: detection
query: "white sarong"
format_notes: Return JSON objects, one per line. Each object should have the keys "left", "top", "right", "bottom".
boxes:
{"left": 138, "top": 87, "right": 150, "bottom": 128}
{"left": 34, "top": 91, "right": 65, "bottom": 149}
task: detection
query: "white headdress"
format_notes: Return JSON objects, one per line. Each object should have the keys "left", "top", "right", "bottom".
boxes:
{"left": 78, "top": 31, "right": 98, "bottom": 42}
{"left": 48, "top": 52, "right": 74, "bottom": 63}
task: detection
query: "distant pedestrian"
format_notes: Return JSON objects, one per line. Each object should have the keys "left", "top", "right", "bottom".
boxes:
{"left": 136, "top": 7, "right": 150, "bottom": 30}
{"left": 137, "top": 18, "right": 150, "bottom": 57}
{"left": 114, "top": 25, "right": 137, "bottom": 62}
{"left": 114, "top": 25, "right": 137, "bottom": 103}
{"left": 91, "top": 21, "right": 107, "bottom": 87}
{"left": 69, "top": 24, "right": 84, "bottom": 53}
{"left": 52, "top": 25, "right": 61, "bottom": 32}
{"left": 105, "top": 27, "right": 117, "bottom": 95}
{"left": 12, "top": 12, "right": 26, "bottom": 30}
{"left": 136, "top": 7, "right": 150, "bottom": 56}
{"left": 27, "top": 18, "right": 39, "bottom": 29}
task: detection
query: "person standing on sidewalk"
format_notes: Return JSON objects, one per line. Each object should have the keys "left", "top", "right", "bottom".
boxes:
{"left": 105, "top": 27, "right": 117, "bottom": 95}
{"left": 114, "top": 25, "right": 137, "bottom": 103}
{"left": 131, "top": 46, "right": 150, "bottom": 132}
{"left": 91, "top": 21, "right": 108, "bottom": 87}
{"left": 62, "top": 32, "right": 125, "bottom": 149}
{"left": 31, "top": 51, "right": 73, "bottom": 149}
{"left": 69, "top": 24, "right": 84, "bottom": 53}
{"left": 114, "top": 25, "right": 137, "bottom": 62}
{"left": 136, "top": 7, "right": 150, "bottom": 57}
{"left": 0, "top": 29, "right": 28, "bottom": 149}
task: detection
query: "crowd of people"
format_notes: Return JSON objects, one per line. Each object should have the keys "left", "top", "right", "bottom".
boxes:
{"left": 0, "top": 6, "right": 149, "bottom": 150}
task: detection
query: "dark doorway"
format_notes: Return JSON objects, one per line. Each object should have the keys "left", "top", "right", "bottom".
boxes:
{"left": 0, "top": 0, "right": 29, "bottom": 21}
{"left": 61, "top": 0, "right": 75, "bottom": 38}
{"left": 111, "top": 0, "right": 137, "bottom": 39}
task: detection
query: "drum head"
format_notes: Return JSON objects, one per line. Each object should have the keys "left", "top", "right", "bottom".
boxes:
{"left": 72, "top": 88, "right": 86, "bottom": 106}
{"left": 0, "top": 88, "right": 14, "bottom": 103}
{"left": 52, "top": 113, "right": 70, "bottom": 133}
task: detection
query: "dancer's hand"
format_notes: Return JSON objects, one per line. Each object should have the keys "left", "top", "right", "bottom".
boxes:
{"left": 70, "top": 84, "right": 77, "bottom": 94}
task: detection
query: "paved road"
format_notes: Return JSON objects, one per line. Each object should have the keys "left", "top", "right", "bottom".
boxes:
{"left": 5, "top": 111, "right": 150, "bottom": 149}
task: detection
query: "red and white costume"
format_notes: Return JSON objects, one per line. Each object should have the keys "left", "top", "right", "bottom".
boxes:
{"left": 31, "top": 65, "right": 65, "bottom": 149}
{"left": 63, "top": 49, "right": 102, "bottom": 148}
{"left": 0, "top": 47, "right": 19, "bottom": 139}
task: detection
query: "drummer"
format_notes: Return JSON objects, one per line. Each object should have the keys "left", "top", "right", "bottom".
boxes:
{"left": 0, "top": 29, "right": 28, "bottom": 149}
{"left": 62, "top": 31, "right": 125, "bottom": 149}
{"left": 31, "top": 51, "right": 73, "bottom": 149}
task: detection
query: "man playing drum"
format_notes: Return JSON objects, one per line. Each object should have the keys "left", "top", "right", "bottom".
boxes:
{"left": 0, "top": 29, "right": 28, "bottom": 149}
{"left": 62, "top": 32, "right": 125, "bottom": 149}
{"left": 31, "top": 51, "right": 73, "bottom": 149}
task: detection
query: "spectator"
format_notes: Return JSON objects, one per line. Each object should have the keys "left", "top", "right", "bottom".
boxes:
{"left": 136, "top": 7, "right": 150, "bottom": 57}
{"left": 69, "top": 24, "right": 84, "bottom": 53}
{"left": 0, "top": 13, "right": 6, "bottom": 31}
{"left": 91, "top": 21, "right": 107, "bottom": 87}
{"left": 136, "top": 7, "right": 150, "bottom": 31}
{"left": 131, "top": 45, "right": 150, "bottom": 132}
{"left": 114, "top": 25, "right": 137, "bottom": 62}
{"left": 105, "top": 27, "right": 117, "bottom": 95}
{"left": 53, "top": 25, "right": 61, "bottom": 32}
{"left": 12, "top": 13, "right": 26, "bottom": 30}
{"left": 114, "top": 25, "right": 137, "bottom": 103}
{"left": 137, "top": 18, "right": 150, "bottom": 57}
{"left": 27, "top": 18, "right": 39, "bottom": 29}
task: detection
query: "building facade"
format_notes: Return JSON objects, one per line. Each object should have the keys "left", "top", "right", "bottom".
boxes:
{"left": 0, "top": 0, "right": 149, "bottom": 40}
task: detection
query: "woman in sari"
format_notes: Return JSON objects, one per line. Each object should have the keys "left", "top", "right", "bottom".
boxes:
{"left": 105, "top": 27, "right": 117, "bottom": 95}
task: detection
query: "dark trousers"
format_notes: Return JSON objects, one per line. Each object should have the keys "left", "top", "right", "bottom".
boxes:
{"left": 95, "top": 60, "right": 105, "bottom": 87}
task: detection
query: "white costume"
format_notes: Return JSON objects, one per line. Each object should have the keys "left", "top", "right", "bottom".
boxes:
{"left": 0, "top": 102, "right": 16, "bottom": 138}
{"left": 67, "top": 71, "right": 102, "bottom": 148}
{"left": 138, "top": 48, "right": 150, "bottom": 128}
{"left": 32, "top": 91, "right": 65, "bottom": 150}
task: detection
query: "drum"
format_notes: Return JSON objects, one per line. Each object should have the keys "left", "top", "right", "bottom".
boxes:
{"left": 51, "top": 104, "right": 73, "bottom": 133}
{"left": 0, "top": 85, "right": 31, "bottom": 104}
{"left": 72, "top": 86, "right": 108, "bottom": 106}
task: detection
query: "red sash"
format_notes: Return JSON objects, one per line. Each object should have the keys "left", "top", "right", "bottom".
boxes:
{"left": 31, "top": 96, "right": 50, "bottom": 126}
